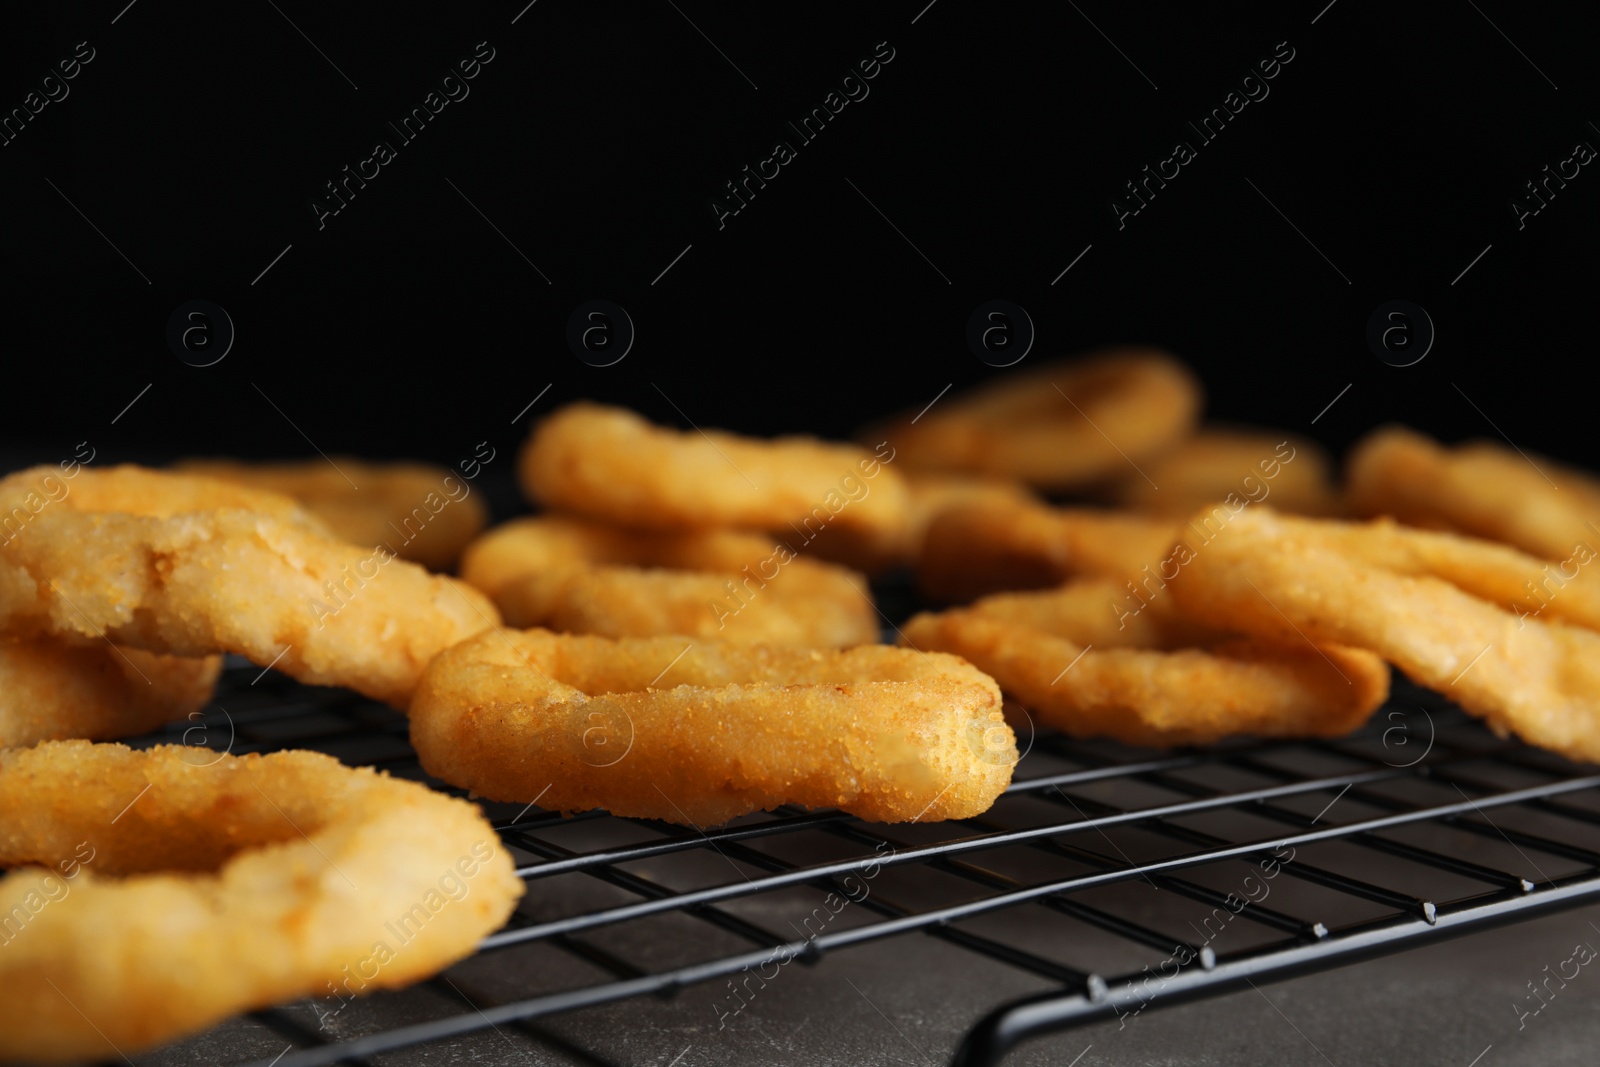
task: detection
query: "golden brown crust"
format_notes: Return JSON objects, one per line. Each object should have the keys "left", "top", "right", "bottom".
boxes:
{"left": 916, "top": 497, "right": 1181, "bottom": 603}
{"left": 901, "top": 581, "right": 1388, "bottom": 747}
{"left": 461, "top": 516, "right": 879, "bottom": 646}
{"left": 0, "top": 463, "right": 326, "bottom": 529}
{"left": 0, "top": 639, "right": 220, "bottom": 748}
{"left": 0, "top": 467, "right": 498, "bottom": 709}
{"left": 1167, "top": 507, "right": 1600, "bottom": 763}
{"left": 795, "top": 473, "right": 1038, "bottom": 575}
{"left": 870, "top": 349, "right": 1201, "bottom": 490}
{"left": 1107, "top": 429, "right": 1342, "bottom": 517}
{"left": 177, "top": 458, "right": 488, "bottom": 571}
{"left": 0, "top": 741, "right": 522, "bottom": 1064}
{"left": 1190, "top": 509, "right": 1600, "bottom": 633}
{"left": 410, "top": 629, "right": 1014, "bottom": 826}
{"left": 1347, "top": 425, "right": 1600, "bottom": 560}
{"left": 518, "top": 404, "right": 911, "bottom": 557}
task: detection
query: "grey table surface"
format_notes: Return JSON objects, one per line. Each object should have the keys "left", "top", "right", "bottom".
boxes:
{"left": 141, "top": 887, "right": 1600, "bottom": 1067}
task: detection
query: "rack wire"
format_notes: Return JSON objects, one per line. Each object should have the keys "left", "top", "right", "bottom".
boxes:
{"left": 103, "top": 654, "right": 1600, "bottom": 1067}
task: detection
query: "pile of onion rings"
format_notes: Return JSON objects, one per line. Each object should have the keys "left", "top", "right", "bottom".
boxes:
{"left": 0, "top": 466, "right": 497, "bottom": 708}
{"left": 1168, "top": 507, "right": 1600, "bottom": 762}
{"left": 901, "top": 579, "right": 1389, "bottom": 746}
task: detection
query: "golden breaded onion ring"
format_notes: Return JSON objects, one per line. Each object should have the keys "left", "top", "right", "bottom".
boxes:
{"left": 0, "top": 638, "right": 221, "bottom": 748}
{"left": 411, "top": 629, "right": 1014, "bottom": 826}
{"left": 917, "top": 496, "right": 1180, "bottom": 603}
{"left": 177, "top": 457, "right": 489, "bottom": 571}
{"left": 0, "top": 467, "right": 498, "bottom": 708}
{"left": 1347, "top": 425, "right": 1600, "bottom": 561}
{"left": 1192, "top": 509, "right": 1600, "bottom": 634}
{"left": 1, "top": 463, "right": 328, "bottom": 528}
{"left": 901, "top": 580, "right": 1389, "bottom": 747}
{"left": 1167, "top": 507, "right": 1600, "bottom": 763}
{"left": 1108, "top": 429, "right": 1342, "bottom": 517}
{"left": 518, "top": 403, "right": 910, "bottom": 555}
{"left": 804, "top": 472, "right": 1041, "bottom": 575}
{"left": 871, "top": 348, "right": 1201, "bottom": 490}
{"left": 0, "top": 741, "right": 522, "bottom": 1064}
{"left": 461, "top": 516, "right": 878, "bottom": 646}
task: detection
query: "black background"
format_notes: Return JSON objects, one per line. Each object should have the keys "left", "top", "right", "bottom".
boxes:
{"left": 3, "top": 1, "right": 1595, "bottom": 478}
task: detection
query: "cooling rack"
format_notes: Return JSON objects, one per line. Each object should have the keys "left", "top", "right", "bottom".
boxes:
{"left": 93, "top": 650, "right": 1600, "bottom": 1067}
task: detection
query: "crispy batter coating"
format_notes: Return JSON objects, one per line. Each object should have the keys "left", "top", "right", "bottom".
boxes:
{"left": 870, "top": 349, "right": 1201, "bottom": 490}
{"left": 1167, "top": 507, "right": 1600, "bottom": 762}
{"left": 1108, "top": 429, "right": 1342, "bottom": 517}
{"left": 177, "top": 457, "right": 488, "bottom": 571}
{"left": 805, "top": 472, "right": 1041, "bottom": 575}
{"left": 0, "top": 741, "right": 522, "bottom": 1064}
{"left": 0, "top": 463, "right": 326, "bottom": 527}
{"left": 1347, "top": 425, "right": 1600, "bottom": 560}
{"left": 518, "top": 403, "right": 911, "bottom": 555}
{"left": 411, "top": 629, "right": 1014, "bottom": 826}
{"left": 901, "top": 580, "right": 1388, "bottom": 747}
{"left": 0, "top": 638, "right": 220, "bottom": 748}
{"left": 917, "top": 497, "right": 1180, "bottom": 603}
{"left": 1200, "top": 510, "right": 1600, "bottom": 633}
{"left": 460, "top": 516, "right": 878, "bottom": 646}
{"left": 0, "top": 474, "right": 498, "bottom": 708}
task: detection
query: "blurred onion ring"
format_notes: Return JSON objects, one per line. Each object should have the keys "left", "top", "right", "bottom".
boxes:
{"left": 0, "top": 741, "right": 522, "bottom": 1064}
{"left": 410, "top": 629, "right": 1014, "bottom": 826}
{"left": 901, "top": 579, "right": 1388, "bottom": 747}
{"left": 460, "top": 516, "right": 879, "bottom": 647}
{"left": 916, "top": 496, "right": 1180, "bottom": 603}
{"left": 1168, "top": 506, "right": 1600, "bottom": 763}
{"left": 518, "top": 403, "right": 911, "bottom": 557}
{"left": 803, "top": 472, "right": 1040, "bottom": 575}
{"left": 1347, "top": 425, "right": 1600, "bottom": 561}
{"left": 0, "top": 466, "right": 498, "bottom": 708}
{"left": 0, "top": 638, "right": 221, "bottom": 748}
{"left": 178, "top": 457, "right": 489, "bottom": 571}
{"left": 1108, "top": 428, "right": 1342, "bottom": 517}
{"left": 869, "top": 348, "right": 1201, "bottom": 490}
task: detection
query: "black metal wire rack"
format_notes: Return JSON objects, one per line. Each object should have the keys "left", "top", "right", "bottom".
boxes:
{"left": 97, "top": 650, "right": 1600, "bottom": 1067}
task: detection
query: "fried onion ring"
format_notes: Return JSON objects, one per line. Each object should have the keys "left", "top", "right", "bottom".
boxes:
{"left": 0, "top": 741, "right": 522, "bottom": 1064}
{"left": 870, "top": 348, "right": 1201, "bottom": 490}
{"left": 0, "top": 638, "right": 221, "bottom": 748}
{"left": 793, "top": 473, "right": 1038, "bottom": 575}
{"left": 460, "top": 516, "right": 878, "bottom": 646}
{"left": 916, "top": 497, "right": 1179, "bottom": 603}
{"left": 177, "top": 457, "right": 488, "bottom": 571}
{"left": 901, "top": 580, "right": 1388, "bottom": 747}
{"left": 0, "top": 467, "right": 497, "bottom": 708}
{"left": 1108, "top": 429, "right": 1342, "bottom": 517}
{"left": 518, "top": 403, "right": 911, "bottom": 553}
{"left": 1, "top": 463, "right": 327, "bottom": 528}
{"left": 410, "top": 629, "right": 1013, "bottom": 826}
{"left": 1347, "top": 425, "right": 1600, "bottom": 561}
{"left": 1167, "top": 507, "right": 1600, "bottom": 762}
{"left": 1191, "top": 509, "right": 1600, "bottom": 634}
